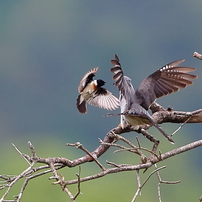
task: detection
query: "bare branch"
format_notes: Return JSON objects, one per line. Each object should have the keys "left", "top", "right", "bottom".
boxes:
{"left": 62, "top": 139, "right": 202, "bottom": 187}
{"left": 12, "top": 143, "right": 31, "bottom": 165}
{"left": 1, "top": 137, "right": 202, "bottom": 202}
{"left": 154, "top": 164, "right": 181, "bottom": 184}
{"left": 151, "top": 103, "right": 202, "bottom": 124}
{"left": 171, "top": 116, "right": 192, "bottom": 136}
{"left": 66, "top": 142, "right": 105, "bottom": 171}
{"left": 131, "top": 166, "right": 166, "bottom": 202}
{"left": 154, "top": 164, "right": 181, "bottom": 202}
{"left": 132, "top": 170, "right": 141, "bottom": 202}
{"left": 2, "top": 103, "right": 202, "bottom": 201}
{"left": 0, "top": 161, "right": 35, "bottom": 202}
{"left": 49, "top": 160, "right": 76, "bottom": 201}
{"left": 193, "top": 51, "right": 202, "bottom": 60}
{"left": 73, "top": 166, "right": 82, "bottom": 200}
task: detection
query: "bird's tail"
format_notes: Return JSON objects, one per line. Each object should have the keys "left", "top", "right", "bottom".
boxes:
{"left": 107, "top": 112, "right": 174, "bottom": 144}
{"left": 147, "top": 116, "right": 174, "bottom": 144}
{"left": 76, "top": 95, "right": 87, "bottom": 114}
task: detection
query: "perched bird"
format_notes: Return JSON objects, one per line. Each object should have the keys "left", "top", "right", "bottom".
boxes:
{"left": 76, "top": 67, "right": 119, "bottom": 114}
{"left": 110, "top": 54, "right": 197, "bottom": 143}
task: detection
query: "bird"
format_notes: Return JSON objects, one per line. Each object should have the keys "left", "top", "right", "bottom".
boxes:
{"left": 110, "top": 54, "right": 198, "bottom": 143}
{"left": 76, "top": 67, "right": 120, "bottom": 114}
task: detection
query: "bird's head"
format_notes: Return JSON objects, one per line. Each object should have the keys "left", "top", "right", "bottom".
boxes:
{"left": 96, "top": 79, "right": 106, "bottom": 87}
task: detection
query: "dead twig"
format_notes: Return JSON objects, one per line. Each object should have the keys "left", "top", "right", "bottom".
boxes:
{"left": 193, "top": 51, "right": 202, "bottom": 60}
{"left": 131, "top": 166, "right": 166, "bottom": 202}
{"left": 66, "top": 142, "right": 105, "bottom": 171}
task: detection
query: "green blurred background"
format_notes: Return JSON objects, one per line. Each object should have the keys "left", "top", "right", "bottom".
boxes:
{"left": 0, "top": 0, "right": 202, "bottom": 201}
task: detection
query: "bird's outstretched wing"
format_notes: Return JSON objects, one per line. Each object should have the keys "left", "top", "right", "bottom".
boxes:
{"left": 111, "top": 55, "right": 136, "bottom": 128}
{"left": 135, "top": 60, "right": 198, "bottom": 110}
{"left": 87, "top": 88, "right": 120, "bottom": 110}
{"left": 111, "top": 55, "right": 135, "bottom": 104}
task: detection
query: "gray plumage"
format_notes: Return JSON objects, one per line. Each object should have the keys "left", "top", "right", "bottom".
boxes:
{"left": 111, "top": 54, "right": 197, "bottom": 143}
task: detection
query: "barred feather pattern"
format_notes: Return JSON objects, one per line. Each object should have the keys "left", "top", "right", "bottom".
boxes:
{"left": 111, "top": 55, "right": 197, "bottom": 110}
{"left": 110, "top": 54, "right": 197, "bottom": 143}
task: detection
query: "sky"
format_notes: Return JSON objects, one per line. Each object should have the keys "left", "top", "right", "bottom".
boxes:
{"left": 0, "top": 1, "right": 202, "bottom": 201}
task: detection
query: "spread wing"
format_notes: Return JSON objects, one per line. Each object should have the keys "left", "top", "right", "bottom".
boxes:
{"left": 111, "top": 54, "right": 135, "bottom": 107}
{"left": 135, "top": 60, "right": 198, "bottom": 110}
{"left": 111, "top": 54, "right": 197, "bottom": 111}
{"left": 78, "top": 67, "right": 99, "bottom": 93}
{"left": 87, "top": 88, "right": 120, "bottom": 110}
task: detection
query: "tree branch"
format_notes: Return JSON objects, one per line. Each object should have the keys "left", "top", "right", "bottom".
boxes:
{"left": 1, "top": 103, "right": 202, "bottom": 202}
{"left": 193, "top": 51, "right": 202, "bottom": 60}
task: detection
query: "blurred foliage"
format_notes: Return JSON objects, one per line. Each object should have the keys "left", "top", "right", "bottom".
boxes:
{"left": 0, "top": 0, "right": 202, "bottom": 201}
